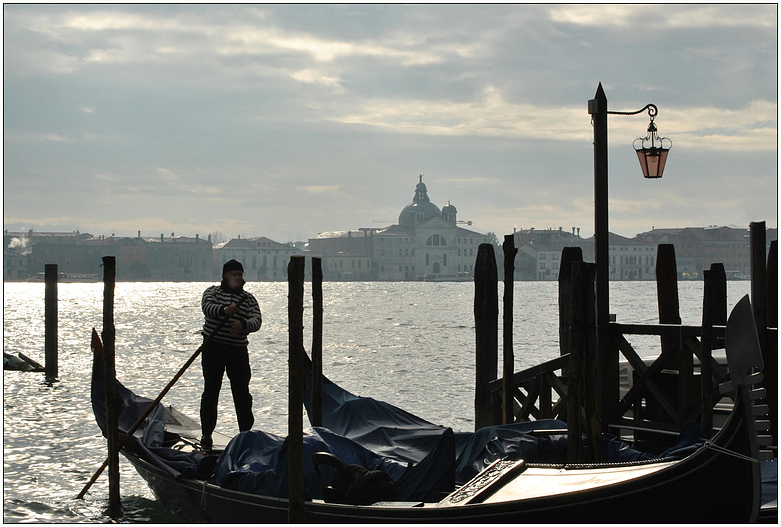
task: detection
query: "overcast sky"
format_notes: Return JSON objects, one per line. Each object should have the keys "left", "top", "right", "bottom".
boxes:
{"left": 3, "top": 4, "right": 777, "bottom": 244}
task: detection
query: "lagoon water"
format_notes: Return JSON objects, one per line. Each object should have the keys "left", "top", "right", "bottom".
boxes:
{"left": 3, "top": 280, "right": 751, "bottom": 522}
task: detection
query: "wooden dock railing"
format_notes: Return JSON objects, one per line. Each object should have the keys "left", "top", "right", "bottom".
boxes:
{"left": 478, "top": 226, "right": 778, "bottom": 455}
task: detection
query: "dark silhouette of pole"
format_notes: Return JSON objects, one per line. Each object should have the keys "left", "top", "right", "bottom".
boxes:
{"left": 502, "top": 235, "right": 517, "bottom": 424}
{"left": 102, "top": 256, "right": 121, "bottom": 516}
{"left": 474, "top": 243, "right": 498, "bottom": 430}
{"left": 311, "top": 257, "right": 323, "bottom": 428}
{"left": 589, "top": 83, "right": 615, "bottom": 429}
{"left": 44, "top": 264, "right": 58, "bottom": 381}
{"left": 287, "top": 256, "right": 306, "bottom": 522}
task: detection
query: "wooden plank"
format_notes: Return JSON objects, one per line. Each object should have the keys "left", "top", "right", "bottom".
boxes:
{"left": 611, "top": 323, "right": 724, "bottom": 338}
{"left": 615, "top": 334, "right": 680, "bottom": 424}
{"left": 438, "top": 459, "right": 527, "bottom": 507}
{"left": 488, "top": 355, "right": 569, "bottom": 391}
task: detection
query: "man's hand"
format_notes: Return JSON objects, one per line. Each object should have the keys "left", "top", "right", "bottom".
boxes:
{"left": 225, "top": 304, "right": 240, "bottom": 316}
{"left": 229, "top": 321, "right": 243, "bottom": 335}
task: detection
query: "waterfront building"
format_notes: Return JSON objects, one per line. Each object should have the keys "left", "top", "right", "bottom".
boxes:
{"left": 308, "top": 176, "right": 489, "bottom": 281}
{"left": 604, "top": 232, "right": 658, "bottom": 281}
{"left": 133, "top": 233, "right": 212, "bottom": 281}
{"left": 635, "top": 225, "right": 777, "bottom": 279}
{"left": 214, "top": 236, "right": 303, "bottom": 281}
{"left": 11, "top": 230, "right": 104, "bottom": 278}
{"left": 510, "top": 227, "right": 591, "bottom": 281}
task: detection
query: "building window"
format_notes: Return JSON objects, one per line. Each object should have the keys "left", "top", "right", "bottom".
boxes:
{"left": 426, "top": 234, "right": 447, "bottom": 247}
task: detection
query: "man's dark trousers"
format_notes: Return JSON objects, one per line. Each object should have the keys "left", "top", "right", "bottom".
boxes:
{"left": 200, "top": 340, "right": 254, "bottom": 437}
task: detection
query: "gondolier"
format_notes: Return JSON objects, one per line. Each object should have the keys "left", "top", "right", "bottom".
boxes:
{"left": 200, "top": 259, "right": 262, "bottom": 450}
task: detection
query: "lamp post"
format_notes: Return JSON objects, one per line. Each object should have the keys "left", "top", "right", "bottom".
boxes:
{"left": 587, "top": 83, "right": 671, "bottom": 429}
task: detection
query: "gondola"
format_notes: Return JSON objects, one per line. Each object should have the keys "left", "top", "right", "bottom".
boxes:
{"left": 89, "top": 296, "right": 771, "bottom": 522}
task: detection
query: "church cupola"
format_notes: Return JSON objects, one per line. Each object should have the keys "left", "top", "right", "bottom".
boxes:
{"left": 398, "top": 175, "right": 442, "bottom": 228}
{"left": 442, "top": 201, "right": 457, "bottom": 224}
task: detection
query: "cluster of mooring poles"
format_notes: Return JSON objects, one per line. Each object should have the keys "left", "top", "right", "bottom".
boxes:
{"left": 473, "top": 225, "right": 777, "bottom": 464}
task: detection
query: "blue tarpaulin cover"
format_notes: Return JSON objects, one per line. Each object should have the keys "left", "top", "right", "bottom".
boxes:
{"left": 91, "top": 352, "right": 708, "bottom": 502}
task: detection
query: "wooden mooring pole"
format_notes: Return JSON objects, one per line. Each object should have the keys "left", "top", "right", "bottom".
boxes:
{"left": 102, "top": 256, "right": 121, "bottom": 515}
{"left": 750, "top": 222, "right": 769, "bottom": 372}
{"left": 656, "top": 244, "right": 696, "bottom": 422}
{"left": 559, "top": 247, "right": 583, "bottom": 382}
{"left": 44, "top": 264, "right": 58, "bottom": 381}
{"left": 567, "top": 261, "right": 601, "bottom": 463}
{"left": 502, "top": 235, "right": 517, "bottom": 424}
{"left": 751, "top": 223, "right": 777, "bottom": 446}
{"left": 767, "top": 240, "right": 778, "bottom": 446}
{"left": 287, "top": 255, "right": 306, "bottom": 523}
{"left": 699, "top": 265, "right": 718, "bottom": 436}
{"left": 566, "top": 261, "right": 585, "bottom": 463}
{"left": 474, "top": 243, "right": 498, "bottom": 430}
{"left": 311, "top": 257, "right": 324, "bottom": 428}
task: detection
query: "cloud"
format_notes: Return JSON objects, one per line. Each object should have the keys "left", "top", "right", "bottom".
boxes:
{"left": 298, "top": 185, "right": 341, "bottom": 194}
{"left": 549, "top": 4, "right": 775, "bottom": 29}
{"left": 2, "top": 4, "right": 776, "bottom": 242}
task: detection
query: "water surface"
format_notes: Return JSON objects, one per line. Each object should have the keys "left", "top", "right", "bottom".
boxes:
{"left": 3, "top": 280, "right": 750, "bottom": 522}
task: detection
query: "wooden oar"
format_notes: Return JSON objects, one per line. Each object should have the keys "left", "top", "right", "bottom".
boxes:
{"left": 77, "top": 294, "right": 248, "bottom": 499}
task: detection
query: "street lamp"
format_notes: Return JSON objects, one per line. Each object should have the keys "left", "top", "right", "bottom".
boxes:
{"left": 587, "top": 82, "right": 671, "bottom": 429}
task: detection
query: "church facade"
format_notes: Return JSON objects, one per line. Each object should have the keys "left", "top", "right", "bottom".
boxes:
{"left": 307, "top": 176, "right": 489, "bottom": 281}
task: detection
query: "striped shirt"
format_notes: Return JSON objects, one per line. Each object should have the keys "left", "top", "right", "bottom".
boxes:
{"left": 201, "top": 284, "right": 262, "bottom": 346}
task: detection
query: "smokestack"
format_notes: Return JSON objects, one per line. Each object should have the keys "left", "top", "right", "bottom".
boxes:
{"left": 138, "top": 230, "right": 141, "bottom": 239}
{"left": 196, "top": 233, "right": 199, "bottom": 241}
{"left": 161, "top": 234, "right": 164, "bottom": 242}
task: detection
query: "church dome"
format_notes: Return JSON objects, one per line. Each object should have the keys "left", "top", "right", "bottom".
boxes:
{"left": 442, "top": 201, "right": 457, "bottom": 224}
{"left": 398, "top": 175, "right": 441, "bottom": 228}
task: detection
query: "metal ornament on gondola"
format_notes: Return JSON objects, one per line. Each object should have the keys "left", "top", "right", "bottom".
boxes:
{"left": 633, "top": 107, "right": 672, "bottom": 179}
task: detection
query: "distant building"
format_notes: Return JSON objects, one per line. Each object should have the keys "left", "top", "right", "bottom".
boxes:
{"left": 308, "top": 175, "right": 489, "bottom": 281}
{"left": 6, "top": 230, "right": 106, "bottom": 279}
{"left": 124, "top": 233, "right": 213, "bottom": 281}
{"left": 510, "top": 227, "right": 591, "bottom": 281}
{"left": 635, "top": 225, "right": 775, "bottom": 279}
{"left": 214, "top": 236, "right": 303, "bottom": 281}
{"left": 604, "top": 232, "right": 658, "bottom": 281}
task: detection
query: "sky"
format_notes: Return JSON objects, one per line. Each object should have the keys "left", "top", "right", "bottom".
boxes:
{"left": 3, "top": 4, "right": 778, "bottom": 245}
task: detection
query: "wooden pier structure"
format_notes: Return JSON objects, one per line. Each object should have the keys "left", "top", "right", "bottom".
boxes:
{"left": 475, "top": 221, "right": 777, "bottom": 461}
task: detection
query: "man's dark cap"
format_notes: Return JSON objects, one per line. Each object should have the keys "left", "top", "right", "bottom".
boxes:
{"left": 223, "top": 259, "right": 244, "bottom": 274}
